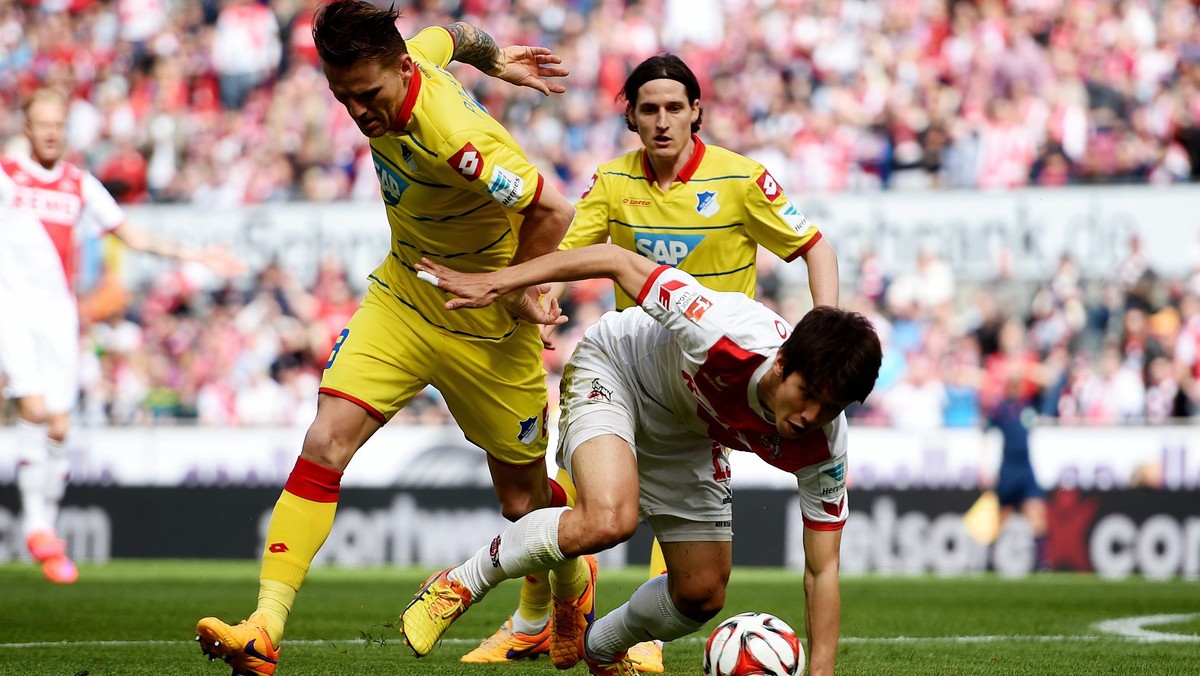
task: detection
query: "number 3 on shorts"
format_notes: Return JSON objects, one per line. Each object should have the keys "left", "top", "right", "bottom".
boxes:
{"left": 325, "top": 328, "right": 350, "bottom": 369}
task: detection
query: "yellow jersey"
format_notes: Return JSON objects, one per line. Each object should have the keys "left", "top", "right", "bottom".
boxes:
{"left": 561, "top": 136, "right": 824, "bottom": 309}
{"left": 367, "top": 27, "right": 548, "bottom": 340}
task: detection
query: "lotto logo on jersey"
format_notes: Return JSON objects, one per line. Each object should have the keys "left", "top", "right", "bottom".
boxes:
{"left": 778, "top": 201, "right": 811, "bottom": 234}
{"left": 488, "top": 165, "right": 525, "bottom": 207}
{"left": 635, "top": 232, "right": 704, "bottom": 266}
{"left": 581, "top": 173, "right": 597, "bottom": 199}
{"left": 756, "top": 169, "right": 783, "bottom": 202}
{"left": 448, "top": 143, "right": 484, "bottom": 181}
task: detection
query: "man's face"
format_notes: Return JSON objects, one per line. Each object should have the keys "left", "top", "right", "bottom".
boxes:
{"left": 26, "top": 99, "right": 66, "bottom": 166}
{"left": 628, "top": 78, "right": 699, "bottom": 164}
{"left": 323, "top": 55, "right": 413, "bottom": 138}
{"left": 770, "top": 364, "right": 850, "bottom": 439}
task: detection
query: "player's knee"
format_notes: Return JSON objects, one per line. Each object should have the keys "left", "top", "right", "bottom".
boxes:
{"left": 498, "top": 495, "right": 541, "bottom": 522}
{"left": 574, "top": 508, "right": 638, "bottom": 551}
{"left": 299, "top": 425, "right": 356, "bottom": 471}
{"left": 670, "top": 577, "right": 726, "bottom": 622}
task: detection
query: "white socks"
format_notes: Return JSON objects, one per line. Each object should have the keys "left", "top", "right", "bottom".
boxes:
{"left": 452, "top": 507, "right": 569, "bottom": 599}
{"left": 585, "top": 573, "right": 703, "bottom": 662}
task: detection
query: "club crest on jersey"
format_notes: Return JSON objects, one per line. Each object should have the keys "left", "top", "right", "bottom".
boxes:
{"left": 488, "top": 165, "right": 525, "bottom": 207}
{"left": 657, "top": 279, "right": 712, "bottom": 324}
{"left": 448, "top": 142, "right": 484, "bottom": 181}
{"left": 635, "top": 232, "right": 704, "bottom": 266}
{"left": 695, "top": 190, "right": 719, "bottom": 217}
{"left": 756, "top": 169, "right": 783, "bottom": 202}
{"left": 517, "top": 414, "right": 540, "bottom": 445}
{"left": 372, "top": 155, "right": 410, "bottom": 206}
{"left": 778, "top": 201, "right": 811, "bottom": 234}
{"left": 587, "top": 378, "right": 613, "bottom": 401}
{"left": 401, "top": 144, "right": 417, "bottom": 171}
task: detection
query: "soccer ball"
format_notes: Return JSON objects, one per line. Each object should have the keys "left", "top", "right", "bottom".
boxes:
{"left": 703, "top": 612, "right": 804, "bottom": 676}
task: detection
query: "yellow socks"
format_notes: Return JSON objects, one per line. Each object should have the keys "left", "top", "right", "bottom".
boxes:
{"left": 255, "top": 457, "right": 342, "bottom": 644}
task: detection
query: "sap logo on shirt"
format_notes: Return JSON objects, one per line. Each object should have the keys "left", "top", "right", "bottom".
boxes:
{"left": 373, "top": 156, "right": 410, "bottom": 206}
{"left": 635, "top": 232, "right": 704, "bottom": 265}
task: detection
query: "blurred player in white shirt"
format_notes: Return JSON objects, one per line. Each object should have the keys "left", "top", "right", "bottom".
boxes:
{"left": 0, "top": 88, "right": 242, "bottom": 583}
{"left": 405, "top": 245, "right": 881, "bottom": 676}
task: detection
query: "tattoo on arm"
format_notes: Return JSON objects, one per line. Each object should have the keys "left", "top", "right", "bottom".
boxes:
{"left": 445, "top": 22, "right": 501, "bottom": 72}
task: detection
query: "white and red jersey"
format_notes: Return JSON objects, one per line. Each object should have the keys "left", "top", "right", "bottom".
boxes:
{"left": 583, "top": 265, "right": 851, "bottom": 529}
{"left": 0, "top": 154, "right": 125, "bottom": 296}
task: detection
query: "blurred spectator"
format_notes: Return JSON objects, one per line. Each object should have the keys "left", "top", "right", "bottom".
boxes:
{"left": 211, "top": 0, "right": 281, "bottom": 111}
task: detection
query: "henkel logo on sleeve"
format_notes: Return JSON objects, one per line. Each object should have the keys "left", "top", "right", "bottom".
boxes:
{"left": 756, "top": 169, "right": 783, "bottom": 202}
{"left": 448, "top": 143, "right": 483, "bottom": 181}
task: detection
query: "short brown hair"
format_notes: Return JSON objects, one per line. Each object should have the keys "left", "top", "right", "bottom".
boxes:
{"left": 778, "top": 306, "right": 881, "bottom": 404}
{"left": 312, "top": 1, "right": 407, "bottom": 69}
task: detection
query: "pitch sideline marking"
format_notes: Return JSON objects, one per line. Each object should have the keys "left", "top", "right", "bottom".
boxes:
{"left": 1092, "top": 614, "right": 1200, "bottom": 643}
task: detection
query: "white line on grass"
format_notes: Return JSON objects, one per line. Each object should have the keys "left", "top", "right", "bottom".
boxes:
{"left": 1092, "top": 614, "right": 1200, "bottom": 643}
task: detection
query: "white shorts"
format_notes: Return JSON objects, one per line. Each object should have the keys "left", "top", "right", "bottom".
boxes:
{"left": 0, "top": 292, "right": 79, "bottom": 413}
{"left": 557, "top": 336, "right": 733, "bottom": 542}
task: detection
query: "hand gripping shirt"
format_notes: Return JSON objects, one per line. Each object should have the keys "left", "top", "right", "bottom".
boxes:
{"left": 562, "top": 137, "right": 824, "bottom": 309}
{"left": 585, "top": 265, "right": 849, "bottom": 530}
{"left": 367, "top": 26, "right": 547, "bottom": 340}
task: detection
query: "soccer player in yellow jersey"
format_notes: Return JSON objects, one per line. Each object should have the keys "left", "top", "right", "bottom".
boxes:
{"left": 193, "top": 3, "right": 584, "bottom": 674}
{"left": 477, "top": 54, "right": 842, "bottom": 673}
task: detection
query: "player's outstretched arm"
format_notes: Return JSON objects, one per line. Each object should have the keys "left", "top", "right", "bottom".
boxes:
{"left": 416, "top": 244, "right": 658, "bottom": 318}
{"left": 109, "top": 222, "right": 245, "bottom": 277}
{"left": 443, "top": 22, "right": 568, "bottom": 95}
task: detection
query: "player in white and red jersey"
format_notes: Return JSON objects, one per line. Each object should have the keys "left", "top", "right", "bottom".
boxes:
{"left": 409, "top": 245, "right": 881, "bottom": 676}
{"left": 0, "top": 88, "right": 242, "bottom": 584}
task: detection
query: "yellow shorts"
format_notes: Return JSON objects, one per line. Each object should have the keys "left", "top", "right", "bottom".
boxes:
{"left": 320, "top": 283, "right": 549, "bottom": 465}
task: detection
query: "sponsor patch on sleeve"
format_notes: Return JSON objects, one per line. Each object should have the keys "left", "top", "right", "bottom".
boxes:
{"left": 447, "top": 143, "right": 484, "bottom": 181}
{"left": 778, "top": 201, "right": 811, "bottom": 234}
{"left": 656, "top": 278, "right": 711, "bottom": 323}
{"left": 818, "top": 460, "right": 846, "bottom": 505}
{"left": 756, "top": 169, "right": 783, "bottom": 202}
{"left": 488, "top": 165, "right": 525, "bottom": 207}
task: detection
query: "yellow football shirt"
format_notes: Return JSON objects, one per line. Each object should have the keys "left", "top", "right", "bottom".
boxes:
{"left": 561, "top": 136, "right": 823, "bottom": 309}
{"left": 367, "top": 26, "right": 547, "bottom": 340}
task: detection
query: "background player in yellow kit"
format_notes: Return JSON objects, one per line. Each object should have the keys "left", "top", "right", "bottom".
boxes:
{"left": 475, "top": 53, "right": 841, "bottom": 672}
{"left": 193, "top": 3, "right": 583, "bottom": 674}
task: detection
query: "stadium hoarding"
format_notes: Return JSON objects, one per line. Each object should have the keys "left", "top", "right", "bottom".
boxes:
{"left": 0, "top": 424, "right": 1196, "bottom": 491}
{"left": 117, "top": 184, "right": 1200, "bottom": 288}
{"left": 0, "top": 486, "right": 1194, "bottom": 579}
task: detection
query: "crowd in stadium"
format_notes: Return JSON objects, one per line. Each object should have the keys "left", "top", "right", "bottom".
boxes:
{"left": 2, "top": 0, "right": 1199, "bottom": 428}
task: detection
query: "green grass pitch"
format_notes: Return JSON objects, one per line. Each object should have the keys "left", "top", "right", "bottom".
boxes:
{"left": 0, "top": 561, "right": 1197, "bottom": 675}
